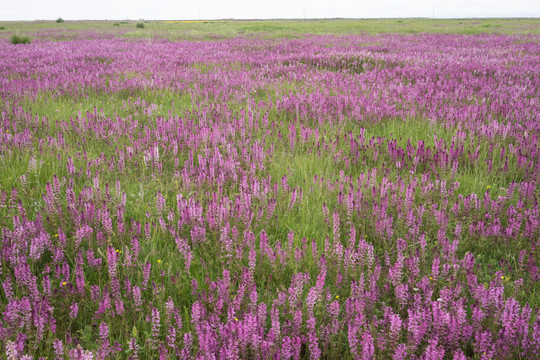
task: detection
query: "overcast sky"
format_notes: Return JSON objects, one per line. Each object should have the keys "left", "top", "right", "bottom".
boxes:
{"left": 2, "top": 0, "right": 540, "bottom": 21}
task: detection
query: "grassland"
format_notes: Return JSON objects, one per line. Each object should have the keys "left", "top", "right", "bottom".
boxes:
{"left": 0, "top": 18, "right": 539, "bottom": 359}
{"left": 0, "top": 18, "right": 539, "bottom": 42}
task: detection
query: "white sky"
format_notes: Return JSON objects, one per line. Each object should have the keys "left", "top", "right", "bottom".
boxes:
{"left": 2, "top": 0, "right": 540, "bottom": 20}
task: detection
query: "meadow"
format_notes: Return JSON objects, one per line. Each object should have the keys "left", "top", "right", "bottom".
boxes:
{"left": 0, "top": 19, "right": 539, "bottom": 359}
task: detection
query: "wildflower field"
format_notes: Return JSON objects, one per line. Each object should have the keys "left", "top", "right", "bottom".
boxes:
{"left": 0, "top": 19, "right": 539, "bottom": 359}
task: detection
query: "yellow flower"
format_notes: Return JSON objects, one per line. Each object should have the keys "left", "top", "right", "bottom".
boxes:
{"left": 486, "top": 186, "right": 491, "bottom": 189}
{"left": 62, "top": 282, "right": 67, "bottom": 286}
{"left": 429, "top": 276, "right": 433, "bottom": 280}
{"left": 157, "top": 260, "right": 162, "bottom": 263}
{"left": 336, "top": 295, "right": 339, "bottom": 299}
{"left": 235, "top": 318, "right": 238, "bottom": 321}
{"left": 54, "top": 234, "right": 58, "bottom": 237}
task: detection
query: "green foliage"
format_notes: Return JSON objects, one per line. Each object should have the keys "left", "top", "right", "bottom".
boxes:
{"left": 0, "top": 26, "right": 6, "bottom": 30}
{"left": 10, "top": 34, "right": 31, "bottom": 45}
{"left": 113, "top": 22, "right": 120, "bottom": 26}
{"left": 56, "top": 17, "right": 64, "bottom": 23}
{"left": 136, "top": 22, "right": 145, "bottom": 29}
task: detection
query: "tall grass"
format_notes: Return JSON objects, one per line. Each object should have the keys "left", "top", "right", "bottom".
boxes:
{"left": 10, "top": 34, "right": 31, "bottom": 44}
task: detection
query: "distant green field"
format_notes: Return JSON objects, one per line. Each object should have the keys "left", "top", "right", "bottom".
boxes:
{"left": 0, "top": 18, "right": 539, "bottom": 41}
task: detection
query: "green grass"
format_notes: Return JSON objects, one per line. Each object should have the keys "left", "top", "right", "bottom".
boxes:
{"left": 10, "top": 33, "right": 31, "bottom": 44}
{"left": 0, "top": 18, "right": 538, "bottom": 42}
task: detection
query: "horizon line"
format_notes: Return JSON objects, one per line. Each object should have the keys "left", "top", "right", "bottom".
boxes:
{"left": 2, "top": 16, "right": 540, "bottom": 22}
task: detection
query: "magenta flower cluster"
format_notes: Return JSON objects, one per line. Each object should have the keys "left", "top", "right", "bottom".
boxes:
{"left": 0, "top": 31, "right": 539, "bottom": 359}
